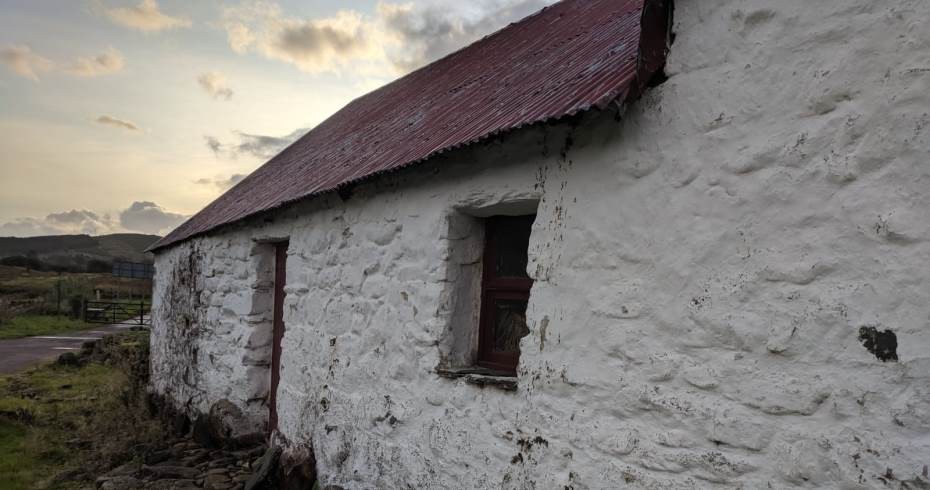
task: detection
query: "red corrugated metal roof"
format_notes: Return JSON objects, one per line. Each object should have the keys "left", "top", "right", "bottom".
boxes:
{"left": 151, "top": 0, "right": 669, "bottom": 251}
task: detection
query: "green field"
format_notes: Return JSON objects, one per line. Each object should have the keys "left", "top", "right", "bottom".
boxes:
{"left": 0, "top": 315, "right": 97, "bottom": 340}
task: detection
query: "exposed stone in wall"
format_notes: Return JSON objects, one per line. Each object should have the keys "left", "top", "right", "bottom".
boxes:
{"left": 151, "top": 242, "right": 207, "bottom": 415}
{"left": 151, "top": 0, "right": 930, "bottom": 487}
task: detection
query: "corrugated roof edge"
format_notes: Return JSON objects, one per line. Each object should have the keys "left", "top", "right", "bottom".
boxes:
{"left": 148, "top": 0, "right": 671, "bottom": 253}
{"left": 147, "top": 100, "right": 616, "bottom": 253}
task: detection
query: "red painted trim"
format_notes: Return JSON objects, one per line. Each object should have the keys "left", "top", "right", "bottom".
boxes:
{"left": 269, "top": 241, "right": 288, "bottom": 435}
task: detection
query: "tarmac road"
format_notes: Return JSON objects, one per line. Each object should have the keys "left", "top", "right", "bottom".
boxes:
{"left": 0, "top": 323, "right": 140, "bottom": 374}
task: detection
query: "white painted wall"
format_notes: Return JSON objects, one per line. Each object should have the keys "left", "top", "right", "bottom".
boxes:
{"left": 151, "top": 0, "right": 930, "bottom": 487}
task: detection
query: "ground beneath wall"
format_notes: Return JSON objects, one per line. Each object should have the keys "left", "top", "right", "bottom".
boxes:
{"left": 95, "top": 438, "right": 275, "bottom": 490}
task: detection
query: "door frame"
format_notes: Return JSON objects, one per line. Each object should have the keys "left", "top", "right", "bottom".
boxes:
{"left": 268, "top": 240, "right": 288, "bottom": 435}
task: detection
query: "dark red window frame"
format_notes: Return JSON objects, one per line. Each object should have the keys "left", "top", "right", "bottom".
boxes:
{"left": 477, "top": 215, "right": 535, "bottom": 375}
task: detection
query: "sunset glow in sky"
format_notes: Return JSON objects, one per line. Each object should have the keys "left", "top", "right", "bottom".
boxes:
{"left": 0, "top": 0, "right": 554, "bottom": 237}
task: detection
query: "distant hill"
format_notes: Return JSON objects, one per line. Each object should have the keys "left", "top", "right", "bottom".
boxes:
{"left": 0, "top": 233, "right": 160, "bottom": 272}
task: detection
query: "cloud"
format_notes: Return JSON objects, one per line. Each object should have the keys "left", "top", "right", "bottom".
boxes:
{"left": 194, "top": 174, "right": 247, "bottom": 191}
{"left": 47, "top": 210, "right": 103, "bottom": 226}
{"left": 234, "top": 129, "right": 306, "bottom": 158}
{"left": 102, "top": 0, "right": 192, "bottom": 32}
{"left": 0, "top": 202, "right": 188, "bottom": 237}
{"left": 64, "top": 48, "right": 125, "bottom": 77}
{"left": 224, "top": 174, "right": 247, "bottom": 188}
{"left": 118, "top": 201, "right": 187, "bottom": 235}
{"left": 0, "top": 45, "right": 53, "bottom": 81}
{"left": 274, "top": 21, "right": 364, "bottom": 61}
{"left": 218, "top": 1, "right": 556, "bottom": 75}
{"left": 0, "top": 210, "right": 116, "bottom": 237}
{"left": 205, "top": 128, "right": 306, "bottom": 159}
{"left": 1, "top": 45, "right": 127, "bottom": 80}
{"left": 220, "top": 2, "right": 373, "bottom": 73}
{"left": 0, "top": 218, "right": 62, "bottom": 237}
{"left": 378, "top": 0, "right": 555, "bottom": 71}
{"left": 96, "top": 115, "right": 140, "bottom": 132}
{"left": 197, "top": 72, "right": 234, "bottom": 100}
{"left": 204, "top": 135, "right": 223, "bottom": 155}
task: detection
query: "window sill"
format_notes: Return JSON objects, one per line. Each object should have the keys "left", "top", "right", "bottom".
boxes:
{"left": 436, "top": 367, "right": 518, "bottom": 392}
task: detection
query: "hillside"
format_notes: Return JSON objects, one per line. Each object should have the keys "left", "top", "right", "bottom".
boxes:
{"left": 0, "top": 233, "right": 160, "bottom": 270}
{"left": 95, "top": 234, "right": 162, "bottom": 262}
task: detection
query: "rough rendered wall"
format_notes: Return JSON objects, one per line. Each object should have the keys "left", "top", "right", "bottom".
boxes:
{"left": 151, "top": 0, "right": 930, "bottom": 487}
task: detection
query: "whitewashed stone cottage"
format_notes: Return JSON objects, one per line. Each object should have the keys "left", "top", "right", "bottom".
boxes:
{"left": 148, "top": 0, "right": 930, "bottom": 487}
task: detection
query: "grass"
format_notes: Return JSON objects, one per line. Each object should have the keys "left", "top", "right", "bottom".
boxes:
{"left": 0, "top": 421, "right": 38, "bottom": 489}
{"left": 0, "top": 315, "right": 96, "bottom": 340}
{"left": 0, "top": 363, "right": 120, "bottom": 489}
{"left": 0, "top": 331, "right": 165, "bottom": 489}
{"left": 97, "top": 297, "right": 152, "bottom": 307}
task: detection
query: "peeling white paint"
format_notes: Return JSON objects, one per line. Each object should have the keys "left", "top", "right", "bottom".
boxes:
{"left": 151, "top": 0, "right": 930, "bottom": 487}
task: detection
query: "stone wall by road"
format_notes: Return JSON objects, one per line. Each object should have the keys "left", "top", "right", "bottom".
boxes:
{"left": 150, "top": 0, "right": 930, "bottom": 487}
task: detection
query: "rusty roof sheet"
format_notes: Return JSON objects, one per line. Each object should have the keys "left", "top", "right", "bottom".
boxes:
{"left": 151, "top": 0, "right": 667, "bottom": 251}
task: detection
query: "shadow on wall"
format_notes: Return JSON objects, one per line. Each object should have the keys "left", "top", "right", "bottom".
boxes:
{"left": 242, "top": 241, "right": 278, "bottom": 427}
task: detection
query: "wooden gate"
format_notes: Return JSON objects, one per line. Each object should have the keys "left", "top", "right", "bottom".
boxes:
{"left": 84, "top": 300, "right": 150, "bottom": 326}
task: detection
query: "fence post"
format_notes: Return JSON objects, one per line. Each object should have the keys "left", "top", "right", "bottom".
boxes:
{"left": 139, "top": 298, "right": 144, "bottom": 326}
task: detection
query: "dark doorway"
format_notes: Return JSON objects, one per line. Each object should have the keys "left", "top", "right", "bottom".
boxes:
{"left": 269, "top": 241, "right": 288, "bottom": 435}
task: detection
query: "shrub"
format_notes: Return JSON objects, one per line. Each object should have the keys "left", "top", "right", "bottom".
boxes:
{"left": 0, "top": 256, "right": 44, "bottom": 271}
{"left": 86, "top": 259, "right": 112, "bottom": 273}
{"left": 0, "top": 298, "right": 11, "bottom": 325}
{"left": 68, "top": 295, "right": 84, "bottom": 320}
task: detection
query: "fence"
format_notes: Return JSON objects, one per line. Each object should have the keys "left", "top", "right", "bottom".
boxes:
{"left": 84, "top": 300, "right": 150, "bottom": 326}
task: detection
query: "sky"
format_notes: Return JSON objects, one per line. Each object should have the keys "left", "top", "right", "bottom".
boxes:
{"left": 0, "top": 0, "right": 555, "bottom": 237}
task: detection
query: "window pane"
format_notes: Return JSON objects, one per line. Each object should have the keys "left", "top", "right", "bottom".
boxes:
{"left": 491, "top": 216, "right": 534, "bottom": 278}
{"left": 492, "top": 298, "right": 529, "bottom": 353}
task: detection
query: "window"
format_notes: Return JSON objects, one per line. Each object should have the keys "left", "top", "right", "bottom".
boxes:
{"left": 477, "top": 215, "right": 535, "bottom": 375}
